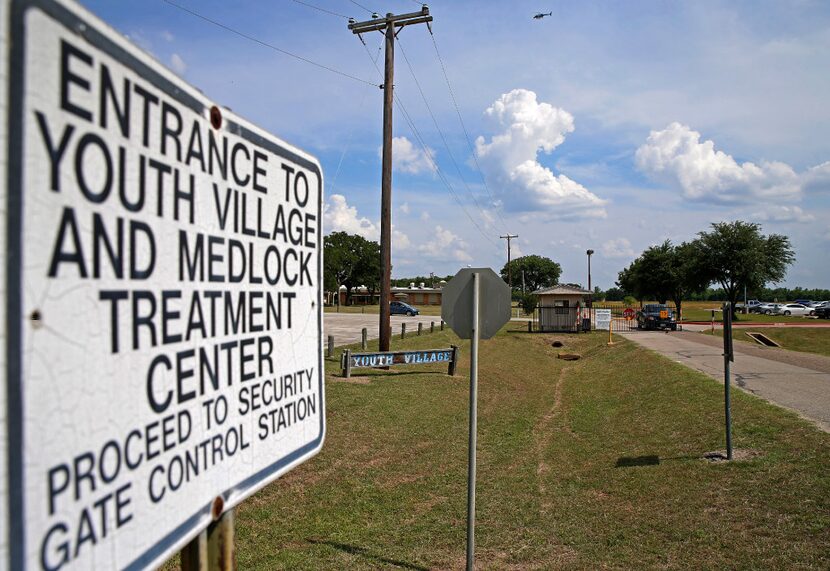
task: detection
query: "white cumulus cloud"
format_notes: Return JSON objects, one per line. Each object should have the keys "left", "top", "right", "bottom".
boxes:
{"left": 393, "top": 230, "right": 411, "bottom": 249}
{"left": 601, "top": 238, "right": 636, "bottom": 259}
{"left": 748, "top": 206, "right": 815, "bottom": 223}
{"left": 474, "top": 89, "right": 606, "bottom": 219}
{"left": 324, "top": 194, "right": 378, "bottom": 239}
{"left": 324, "top": 194, "right": 412, "bottom": 249}
{"left": 804, "top": 161, "right": 830, "bottom": 194}
{"left": 170, "top": 53, "right": 187, "bottom": 75}
{"left": 379, "top": 136, "right": 436, "bottom": 175}
{"left": 418, "top": 226, "right": 472, "bottom": 262}
{"left": 635, "top": 122, "right": 802, "bottom": 203}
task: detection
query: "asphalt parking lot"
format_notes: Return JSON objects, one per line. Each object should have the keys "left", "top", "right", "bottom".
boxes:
{"left": 324, "top": 312, "right": 444, "bottom": 347}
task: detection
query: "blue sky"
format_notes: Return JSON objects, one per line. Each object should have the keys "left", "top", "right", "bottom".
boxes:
{"left": 81, "top": 0, "right": 830, "bottom": 289}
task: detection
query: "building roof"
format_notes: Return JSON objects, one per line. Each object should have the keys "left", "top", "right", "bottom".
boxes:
{"left": 533, "top": 284, "right": 591, "bottom": 296}
{"left": 391, "top": 287, "right": 443, "bottom": 293}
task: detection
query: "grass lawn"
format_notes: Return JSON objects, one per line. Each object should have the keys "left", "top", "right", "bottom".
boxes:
{"left": 703, "top": 327, "right": 830, "bottom": 358}
{"left": 168, "top": 325, "right": 830, "bottom": 569}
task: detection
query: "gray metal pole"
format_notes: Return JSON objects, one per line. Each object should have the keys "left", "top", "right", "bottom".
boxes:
{"left": 723, "top": 303, "right": 733, "bottom": 460}
{"left": 466, "top": 272, "right": 480, "bottom": 571}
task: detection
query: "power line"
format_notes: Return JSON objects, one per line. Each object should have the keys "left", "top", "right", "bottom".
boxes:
{"left": 396, "top": 36, "right": 506, "bottom": 235}
{"left": 289, "top": 0, "right": 349, "bottom": 19}
{"left": 359, "top": 41, "right": 499, "bottom": 249}
{"left": 428, "top": 27, "right": 510, "bottom": 230}
{"left": 162, "top": 0, "right": 379, "bottom": 87}
{"left": 395, "top": 92, "right": 500, "bottom": 249}
{"left": 329, "top": 41, "right": 383, "bottom": 193}
{"left": 347, "top": 0, "right": 374, "bottom": 14}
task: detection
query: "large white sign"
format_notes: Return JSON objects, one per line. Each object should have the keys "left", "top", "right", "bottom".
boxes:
{"left": 3, "top": 1, "right": 325, "bottom": 569}
{"left": 594, "top": 309, "right": 612, "bottom": 331}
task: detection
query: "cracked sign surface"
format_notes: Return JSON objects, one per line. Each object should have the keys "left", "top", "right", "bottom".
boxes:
{"left": 3, "top": 1, "right": 324, "bottom": 569}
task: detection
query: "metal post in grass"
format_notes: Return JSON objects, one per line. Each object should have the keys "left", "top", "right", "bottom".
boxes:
{"left": 361, "top": 328, "right": 368, "bottom": 349}
{"left": 466, "top": 271, "right": 480, "bottom": 571}
{"left": 723, "top": 302, "right": 734, "bottom": 460}
{"left": 418, "top": 322, "right": 423, "bottom": 336}
{"left": 181, "top": 502, "right": 235, "bottom": 571}
{"left": 401, "top": 323, "right": 406, "bottom": 339}
{"left": 440, "top": 268, "right": 511, "bottom": 571}
{"left": 431, "top": 321, "right": 435, "bottom": 334}
{"left": 607, "top": 314, "right": 614, "bottom": 346}
{"left": 327, "top": 335, "right": 334, "bottom": 358}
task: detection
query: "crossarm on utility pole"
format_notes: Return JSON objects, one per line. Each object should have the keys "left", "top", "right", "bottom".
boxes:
{"left": 500, "top": 234, "right": 518, "bottom": 290}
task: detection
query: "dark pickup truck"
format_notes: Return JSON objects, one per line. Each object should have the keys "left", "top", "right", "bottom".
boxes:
{"left": 636, "top": 304, "right": 678, "bottom": 331}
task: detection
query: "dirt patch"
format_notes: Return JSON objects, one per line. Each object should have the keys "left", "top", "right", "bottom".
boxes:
{"left": 551, "top": 341, "right": 564, "bottom": 348}
{"left": 334, "top": 376, "right": 372, "bottom": 384}
{"left": 534, "top": 367, "right": 568, "bottom": 509}
{"left": 703, "top": 448, "right": 764, "bottom": 463}
{"left": 557, "top": 353, "right": 581, "bottom": 361}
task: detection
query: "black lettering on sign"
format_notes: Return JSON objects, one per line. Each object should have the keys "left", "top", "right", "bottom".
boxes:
{"left": 34, "top": 112, "right": 74, "bottom": 192}
{"left": 60, "top": 40, "right": 93, "bottom": 122}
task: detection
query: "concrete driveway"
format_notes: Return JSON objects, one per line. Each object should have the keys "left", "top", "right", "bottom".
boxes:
{"left": 324, "top": 313, "right": 444, "bottom": 347}
{"left": 620, "top": 330, "right": 830, "bottom": 432}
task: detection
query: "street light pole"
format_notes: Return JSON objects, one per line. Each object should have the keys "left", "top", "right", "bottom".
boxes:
{"left": 586, "top": 249, "right": 594, "bottom": 309}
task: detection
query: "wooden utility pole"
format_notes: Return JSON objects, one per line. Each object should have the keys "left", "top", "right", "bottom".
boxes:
{"left": 349, "top": 6, "right": 432, "bottom": 352}
{"left": 500, "top": 234, "right": 518, "bottom": 290}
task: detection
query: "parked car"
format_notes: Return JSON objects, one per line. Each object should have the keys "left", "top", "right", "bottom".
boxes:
{"left": 807, "top": 300, "right": 828, "bottom": 308}
{"left": 794, "top": 299, "right": 813, "bottom": 306}
{"left": 756, "top": 302, "right": 778, "bottom": 314}
{"left": 736, "top": 299, "right": 764, "bottom": 313}
{"left": 816, "top": 305, "right": 830, "bottom": 319}
{"left": 773, "top": 303, "right": 814, "bottom": 317}
{"left": 636, "top": 304, "right": 677, "bottom": 330}
{"left": 390, "top": 301, "right": 419, "bottom": 316}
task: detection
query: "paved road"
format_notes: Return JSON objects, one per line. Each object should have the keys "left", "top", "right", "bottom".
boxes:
{"left": 324, "top": 313, "right": 444, "bottom": 347}
{"left": 620, "top": 330, "right": 830, "bottom": 432}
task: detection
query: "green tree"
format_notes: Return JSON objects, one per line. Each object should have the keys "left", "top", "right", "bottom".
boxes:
{"left": 695, "top": 221, "right": 795, "bottom": 316}
{"left": 603, "top": 286, "right": 625, "bottom": 301}
{"left": 500, "top": 255, "right": 562, "bottom": 292}
{"left": 616, "top": 258, "right": 648, "bottom": 302}
{"left": 353, "top": 239, "right": 381, "bottom": 300}
{"left": 323, "top": 232, "right": 381, "bottom": 305}
{"left": 518, "top": 292, "right": 538, "bottom": 314}
{"left": 616, "top": 240, "right": 708, "bottom": 317}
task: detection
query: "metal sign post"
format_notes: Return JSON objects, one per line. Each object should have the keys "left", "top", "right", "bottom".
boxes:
{"left": 441, "top": 268, "right": 510, "bottom": 571}
{"left": 466, "top": 272, "right": 480, "bottom": 571}
{"left": 723, "top": 303, "right": 734, "bottom": 460}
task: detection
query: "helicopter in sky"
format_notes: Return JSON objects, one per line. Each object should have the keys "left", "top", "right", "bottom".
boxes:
{"left": 533, "top": 12, "right": 552, "bottom": 19}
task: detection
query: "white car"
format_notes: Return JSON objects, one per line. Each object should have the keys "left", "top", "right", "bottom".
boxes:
{"left": 774, "top": 303, "right": 814, "bottom": 317}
